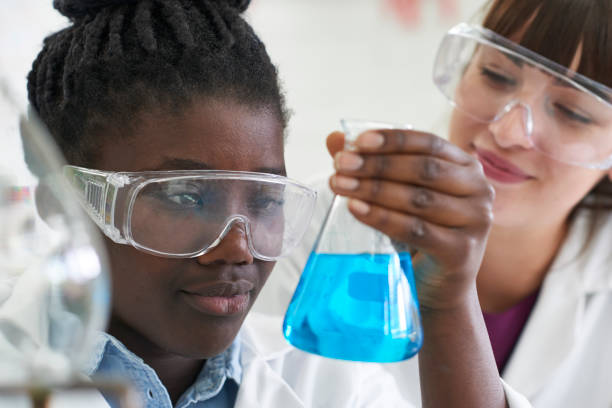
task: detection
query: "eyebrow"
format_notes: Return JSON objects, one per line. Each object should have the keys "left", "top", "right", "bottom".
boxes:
{"left": 553, "top": 77, "right": 576, "bottom": 89}
{"left": 501, "top": 51, "right": 523, "bottom": 68}
{"left": 493, "top": 47, "right": 612, "bottom": 103}
{"left": 146, "top": 158, "right": 212, "bottom": 171}
{"left": 552, "top": 76, "right": 611, "bottom": 102}
{"left": 143, "top": 158, "right": 286, "bottom": 176}
{"left": 255, "top": 167, "right": 287, "bottom": 176}
{"left": 480, "top": 46, "right": 523, "bottom": 68}
{"left": 499, "top": 51, "right": 578, "bottom": 88}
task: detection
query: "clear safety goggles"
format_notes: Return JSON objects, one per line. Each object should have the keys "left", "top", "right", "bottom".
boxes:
{"left": 433, "top": 23, "right": 612, "bottom": 169}
{"left": 63, "top": 166, "right": 317, "bottom": 261}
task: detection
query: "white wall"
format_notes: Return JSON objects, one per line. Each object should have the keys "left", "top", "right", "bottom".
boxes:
{"left": 1, "top": 0, "right": 487, "bottom": 182}
{"left": 0, "top": 2, "right": 68, "bottom": 104}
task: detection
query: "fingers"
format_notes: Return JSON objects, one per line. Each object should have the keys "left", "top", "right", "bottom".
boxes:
{"left": 330, "top": 175, "right": 493, "bottom": 228}
{"left": 327, "top": 129, "right": 470, "bottom": 165}
{"left": 325, "top": 127, "right": 494, "bottom": 310}
{"left": 357, "top": 129, "right": 472, "bottom": 164}
{"left": 345, "top": 200, "right": 484, "bottom": 262}
{"left": 334, "top": 151, "right": 487, "bottom": 196}
{"left": 325, "top": 126, "right": 494, "bottom": 248}
{"left": 331, "top": 129, "right": 486, "bottom": 196}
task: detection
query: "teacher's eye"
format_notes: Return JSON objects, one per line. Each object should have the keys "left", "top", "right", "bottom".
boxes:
{"left": 480, "top": 67, "right": 517, "bottom": 89}
{"left": 552, "top": 102, "right": 592, "bottom": 125}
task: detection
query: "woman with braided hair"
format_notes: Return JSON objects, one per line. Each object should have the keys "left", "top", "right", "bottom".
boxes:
{"left": 14, "top": 0, "right": 533, "bottom": 407}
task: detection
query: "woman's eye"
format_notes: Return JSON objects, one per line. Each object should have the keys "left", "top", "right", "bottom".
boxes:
{"left": 145, "top": 185, "right": 207, "bottom": 209}
{"left": 250, "top": 195, "right": 284, "bottom": 215}
{"left": 480, "top": 67, "right": 517, "bottom": 88}
{"left": 164, "top": 193, "right": 203, "bottom": 208}
{"left": 553, "top": 102, "right": 592, "bottom": 124}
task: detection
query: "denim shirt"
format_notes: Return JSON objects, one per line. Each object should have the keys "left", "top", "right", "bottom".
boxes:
{"left": 84, "top": 332, "right": 242, "bottom": 408}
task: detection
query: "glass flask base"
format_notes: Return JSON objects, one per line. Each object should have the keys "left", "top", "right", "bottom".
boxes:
{"left": 283, "top": 252, "right": 423, "bottom": 363}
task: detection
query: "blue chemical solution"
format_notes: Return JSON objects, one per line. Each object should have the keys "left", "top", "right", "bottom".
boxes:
{"left": 283, "top": 252, "right": 423, "bottom": 363}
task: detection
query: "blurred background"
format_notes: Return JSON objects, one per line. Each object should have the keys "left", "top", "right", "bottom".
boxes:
{"left": 1, "top": 0, "right": 487, "bottom": 182}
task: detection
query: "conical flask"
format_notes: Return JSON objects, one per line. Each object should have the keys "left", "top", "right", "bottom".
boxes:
{"left": 283, "top": 119, "right": 423, "bottom": 363}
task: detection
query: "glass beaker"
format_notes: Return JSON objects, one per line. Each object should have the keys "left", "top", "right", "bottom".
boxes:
{"left": 283, "top": 119, "right": 423, "bottom": 363}
{"left": 0, "top": 78, "right": 138, "bottom": 407}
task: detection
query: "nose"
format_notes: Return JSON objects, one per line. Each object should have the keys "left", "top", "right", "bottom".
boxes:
{"left": 488, "top": 101, "right": 535, "bottom": 150}
{"left": 196, "top": 222, "right": 254, "bottom": 265}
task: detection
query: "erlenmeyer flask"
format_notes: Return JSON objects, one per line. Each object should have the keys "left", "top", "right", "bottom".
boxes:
{"left": 283, "top": 119, "right": 423, "bottom": 363}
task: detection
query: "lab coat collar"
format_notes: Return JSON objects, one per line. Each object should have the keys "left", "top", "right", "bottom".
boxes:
{"left": 241, "top": 312, "right": 295, "bottom": 361}
{"left": 235, "top": 312, "right": 305, "bottom": 407}
{"left": 503, "top": 210, "right": 612, "bottom": 397}
{"left": 572, "top": 211, "right": 612, "bottom": 293}
{"left": 547, "top": 210, "right": 612, "bottom": 293}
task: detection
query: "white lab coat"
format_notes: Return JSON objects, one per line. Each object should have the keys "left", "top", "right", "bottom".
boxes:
{"left": 234, "top": 311, "right": 531, "bottom": 407}
{"left": 255, "top": 180, "right": 612, "bottom": 407}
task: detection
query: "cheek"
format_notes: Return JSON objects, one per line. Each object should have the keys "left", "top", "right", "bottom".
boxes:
{"left": 251, "top": 261, "right": 276, "bottom": 300}
{"left": 545, "top": 166, "right": 606, "bottom": 202}
{"left": 104, "top": 241, "right": 173, "bottom": 314}
{"left": 448, "top": 110, "right": 479, "bottom": 148}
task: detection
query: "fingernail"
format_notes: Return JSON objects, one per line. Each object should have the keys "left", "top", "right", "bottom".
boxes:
{"left": 332, "top": 175, "right": 360, "bottom": 190}
{"left": 357, "top": 131, "right": 385, "bottom": 149}
{"left": 335, "top": 152, "right": 364, "bottom": 171}
{"left": 348, "top": 199, "right": 370, "bottom": 215}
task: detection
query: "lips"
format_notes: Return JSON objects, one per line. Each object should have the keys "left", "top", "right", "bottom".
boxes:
{"left": 180, "top": 280, "right": 255, "bottom": 316}
{"left": 476, "top": 148, "right": 532, "bottom": 184}
{"left": 182, "top": 280, "right": 255, "bottom": 297}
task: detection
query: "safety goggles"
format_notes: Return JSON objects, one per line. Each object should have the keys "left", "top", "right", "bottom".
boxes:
{"left": 63, "top": 166, "right": 317, "bottom": 261}
{"left": 433, "top": 23, "right": 612, "bottom": 169}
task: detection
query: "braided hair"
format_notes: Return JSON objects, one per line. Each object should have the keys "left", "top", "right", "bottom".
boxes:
{"left": 28, "top": 0, "right": 286, "bottom": 166}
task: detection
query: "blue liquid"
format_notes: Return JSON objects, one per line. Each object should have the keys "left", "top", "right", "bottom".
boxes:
{"left": 283, "top": 252, "right": 423, "bottom": 362}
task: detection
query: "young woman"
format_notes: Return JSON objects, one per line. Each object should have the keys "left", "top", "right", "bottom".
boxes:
{"left": 267, "top": 0, "right": 612, "bottom": 406}
{"left": 11, "top": 0, "right": 532, "bottom": 407}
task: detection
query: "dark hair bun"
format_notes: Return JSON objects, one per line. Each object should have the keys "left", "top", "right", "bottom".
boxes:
{"left": 53, "top": 0, "right": 138, "bottom": 19}
{"left": 54, "top": 0, "right": 252, "bottom": 20}
{"left": 209, "top": 0, "right": 252, "bottom": 13}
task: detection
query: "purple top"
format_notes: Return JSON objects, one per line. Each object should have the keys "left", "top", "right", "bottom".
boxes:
{"left": 483, "top": 290, "right": 540, "bottom": 373}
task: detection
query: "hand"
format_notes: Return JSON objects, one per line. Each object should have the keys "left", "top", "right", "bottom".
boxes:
{"left": 327, "top": 129, "right": 494, "bottom": 313}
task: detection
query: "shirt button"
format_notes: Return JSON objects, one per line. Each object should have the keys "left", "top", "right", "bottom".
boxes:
{"left": 148, "top": 389, "right": 154, "bottom": 399}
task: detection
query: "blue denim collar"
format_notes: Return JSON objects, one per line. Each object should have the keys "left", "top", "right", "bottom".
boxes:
{"left": 84, "top": 330, "right": 242, "bottom": 407}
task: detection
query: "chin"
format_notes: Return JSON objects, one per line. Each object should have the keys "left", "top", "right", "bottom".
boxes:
{"left": 175, "top": 329, "right": 241, "bottom": 359}
{"left": 491, "top": 201, "right": 537, "bottom": 230}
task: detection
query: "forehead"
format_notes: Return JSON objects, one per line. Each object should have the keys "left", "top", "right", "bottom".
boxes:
{"left": 93, "top": 98, "right": 285, "bottom": 174}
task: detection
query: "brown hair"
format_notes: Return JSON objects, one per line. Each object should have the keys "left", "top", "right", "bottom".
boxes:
{"left": 482, "top": 0, "right": 612, "bottom": 211}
